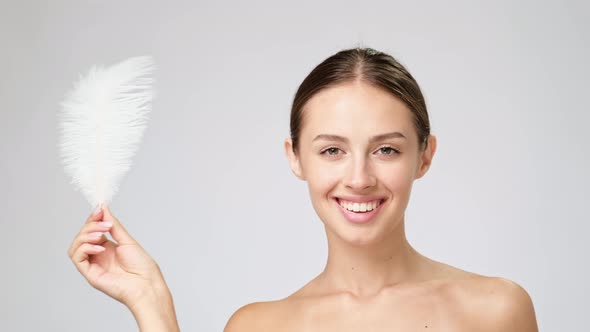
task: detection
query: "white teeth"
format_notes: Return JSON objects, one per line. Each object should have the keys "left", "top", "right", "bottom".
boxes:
{"left": 338, "top": 199, "right": 381, "bottom": 212}
{"left": 360, "top": 203, "right": 367, "bottom": 212}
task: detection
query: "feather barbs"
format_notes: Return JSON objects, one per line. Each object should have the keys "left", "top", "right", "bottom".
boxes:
{"left": 58, "top": 56, "right": 155, "bottom": 207}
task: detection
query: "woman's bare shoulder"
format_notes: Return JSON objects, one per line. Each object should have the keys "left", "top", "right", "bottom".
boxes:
{"left": 387, "top": 260, "right": 538, "bottom": 331}
{"left": 223, "top": 298, "right": 293, "bottom": 332}
{"left": 440, "top": 271, "right": 538, "bottom": 331}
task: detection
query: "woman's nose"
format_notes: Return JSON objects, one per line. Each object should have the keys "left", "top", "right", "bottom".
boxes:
{"left": 343, "top": 157, "right": 376, "bottom": 190}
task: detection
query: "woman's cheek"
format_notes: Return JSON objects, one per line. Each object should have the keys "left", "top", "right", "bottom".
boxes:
{"left": 377, "top": 164, "right": 414, "bottom": 192}
{"left": 309, "top": 166, "right": 340, "bottom": 191}
{"left": 304, "top": 162, "right": 339, "bottom": 199}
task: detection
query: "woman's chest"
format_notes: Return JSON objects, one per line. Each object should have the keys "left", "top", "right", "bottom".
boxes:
{"left": 274, "top": 290, "right": 478, "bottom": 332}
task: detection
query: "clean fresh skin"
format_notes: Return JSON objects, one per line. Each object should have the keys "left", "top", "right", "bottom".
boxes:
{"left": 68, "top": 59, "right": 538, "bottom": 332}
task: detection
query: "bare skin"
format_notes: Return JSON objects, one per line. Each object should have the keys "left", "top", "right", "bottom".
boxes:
{"left": 226, "top": 81, "right": 538, "bottom": 331}
{"left": 69, "top": 80, "right": 538, "bottom": 331}
{"left": 226, "top": 268, "right": 538, "bottom": 331}
{"left": 68, "top": 205, "right": 180, "bottom": 332}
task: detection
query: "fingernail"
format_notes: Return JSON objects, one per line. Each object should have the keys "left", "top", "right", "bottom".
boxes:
{"left": 89, "top": 232, "right": 103, "bottom": 238}
{"left": 98, "top": 221, "right": 113, "bottom": 228}
{"left": 93, "top": 245, "right": 105, "bottom": 252}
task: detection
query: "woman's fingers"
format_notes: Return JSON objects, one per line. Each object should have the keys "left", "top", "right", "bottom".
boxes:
{"left": 68, "top": 205, "right": 106, "bottom": 257}
{"left": 86, "top": 205, "right": 104, "bottom": 223}
{"left": 102, "top": 204, "right": 137, "bottom": 245}
{"left": 68, "top": 221, "right": 112, "bottom": 258}
{"left": 70, "top": 242, "right": 106, "bottom": 276}
{"left": 86, "top": 232, "right": 109, "bottom": 246}
{"left": 68, "top": 204, "right": 140, "bottom": 280}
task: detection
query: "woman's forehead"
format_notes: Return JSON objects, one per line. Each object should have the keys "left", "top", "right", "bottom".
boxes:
{"left": 300, "top": 82, "right": 415, "bottom": 139}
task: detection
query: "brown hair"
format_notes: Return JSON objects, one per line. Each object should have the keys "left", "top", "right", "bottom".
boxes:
{"left": 289, "top": 47, "right": 430, "bottom": 154}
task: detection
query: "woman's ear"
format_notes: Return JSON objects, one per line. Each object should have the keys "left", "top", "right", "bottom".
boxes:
{"left": 415, "top": 134, "right": 437, "bottom": 179}
{"left": 284, "top": 138, "right": 305, "bottom": 180}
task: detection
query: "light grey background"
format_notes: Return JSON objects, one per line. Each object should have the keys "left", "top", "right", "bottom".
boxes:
{"left": 1, "top": 0, "right": 588, "bottom": 330}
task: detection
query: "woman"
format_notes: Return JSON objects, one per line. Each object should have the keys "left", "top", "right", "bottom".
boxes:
{"left": 68, "top": 48, "right": 539, "bottom": 331}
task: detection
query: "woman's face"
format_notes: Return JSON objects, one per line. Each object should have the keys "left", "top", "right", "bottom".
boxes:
{"left": 285, "top": 81, "right": 436, "bottom": 245}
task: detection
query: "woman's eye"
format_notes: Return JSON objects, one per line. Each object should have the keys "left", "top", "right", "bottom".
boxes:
{"left": 321, "top": 147, "right": 341, "bottom": 156}
{"left": 376, "top": 146, "right": 399, "bottom": 155}
{"left": 320, "top": 146, "right": 398, "bottom": 157}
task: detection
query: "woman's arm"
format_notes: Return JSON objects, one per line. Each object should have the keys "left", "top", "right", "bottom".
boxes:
{"left": 128, "top": 279, "right": 180, "bottom": 332}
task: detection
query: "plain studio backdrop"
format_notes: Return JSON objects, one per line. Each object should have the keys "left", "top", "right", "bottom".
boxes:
{"left": 1, "top": 0, "right": 588, "bottom": 330}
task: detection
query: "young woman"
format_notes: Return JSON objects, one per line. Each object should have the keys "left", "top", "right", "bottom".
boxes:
{"left": 68, "top": 48, "right": 539, "bottom": 331}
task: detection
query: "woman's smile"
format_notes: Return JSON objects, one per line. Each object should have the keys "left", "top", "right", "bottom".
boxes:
{"left": 332, "top": 196, "right": 388, "bottom": 224}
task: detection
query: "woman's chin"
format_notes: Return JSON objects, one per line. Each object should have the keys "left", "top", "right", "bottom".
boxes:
{"left": 324, "top": 224, "right": 392, "bottom": 247}
{"left": 322, "top": 213, "right": 406, "bottom": 248}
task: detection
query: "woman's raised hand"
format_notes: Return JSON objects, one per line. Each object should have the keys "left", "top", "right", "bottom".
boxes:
{"left": 67, "top": 204, "right": 166, "bottom": 310}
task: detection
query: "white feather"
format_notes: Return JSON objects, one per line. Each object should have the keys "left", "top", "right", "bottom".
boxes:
{"left": 58, "top": 56, "right": 155, "bottom": 207}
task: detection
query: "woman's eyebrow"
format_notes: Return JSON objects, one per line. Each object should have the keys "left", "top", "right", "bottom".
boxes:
{"left": 312, "top": 131, "right": 407, "bottom": 143}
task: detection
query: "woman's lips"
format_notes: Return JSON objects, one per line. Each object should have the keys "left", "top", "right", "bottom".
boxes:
{"left": 333, "top": 198, "right": 385, "bottom": 224}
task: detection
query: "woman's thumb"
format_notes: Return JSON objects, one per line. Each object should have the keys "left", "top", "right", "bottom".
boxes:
{"left": 101, "top": 204, "right": 137, "bottom": 245}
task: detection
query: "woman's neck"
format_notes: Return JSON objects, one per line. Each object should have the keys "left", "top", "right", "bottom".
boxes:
{"left": 319, "top": 220, "right": 427, "bottom": 298}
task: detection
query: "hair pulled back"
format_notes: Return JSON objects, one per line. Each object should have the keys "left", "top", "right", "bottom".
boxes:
{"left": 290, "top": 47, "right": 430, "bottom": 154}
